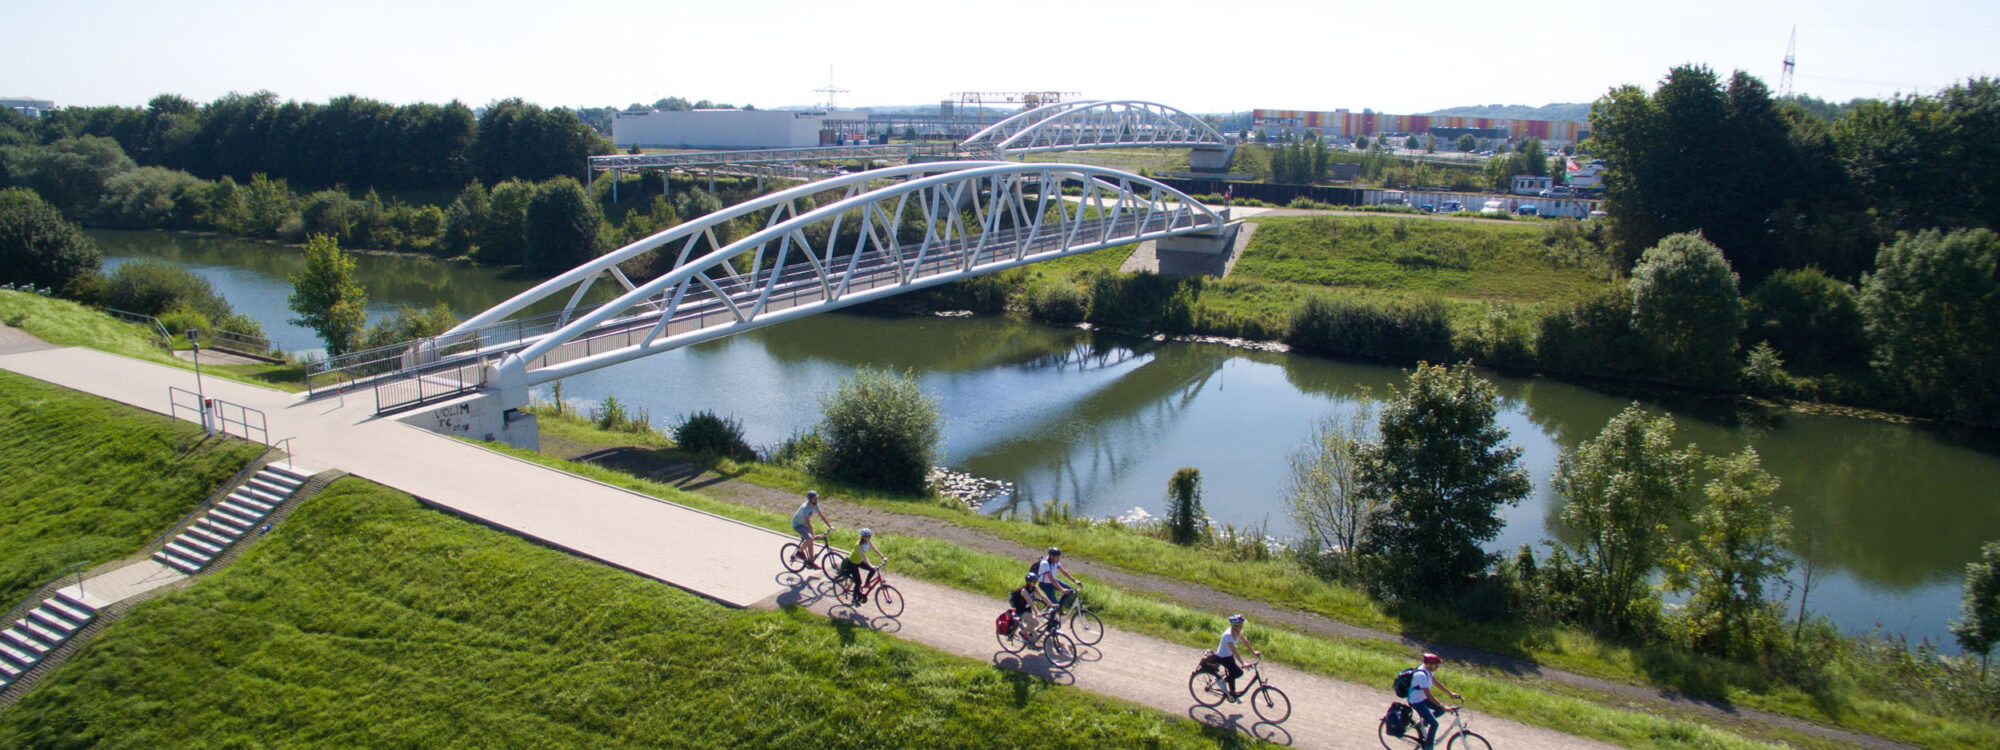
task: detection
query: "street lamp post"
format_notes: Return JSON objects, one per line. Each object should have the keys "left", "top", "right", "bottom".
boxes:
{"left": 188, "top": 328, "right": 212, "bottom": 435}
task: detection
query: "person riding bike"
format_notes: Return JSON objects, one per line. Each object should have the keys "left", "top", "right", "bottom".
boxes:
{"left": 839, "top": 527, "right": 889, "bottom": 604}
{"left": 1215, "top": 613, "right": 1260, "bottom": 702}
{"left": 1034, "top": 546, "right": 1083, "bottom": 613}
{"left": 1008, "top": 572, "right": 1053, "bottom": 635}
{"left": 1407, "top": 652, "right": 1461, "bottom": 749}
{"left": 791, "top": 490, "right": 833, "bottom": 566}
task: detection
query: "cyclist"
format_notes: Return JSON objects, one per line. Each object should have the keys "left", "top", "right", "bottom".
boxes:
{"left": 840, "top": 527, "right": 889, "bottom": 605}
{"left": 1407, "top": 652, "right": 1461, "bottom": 749}
{"left": 791, "top": 490, "right": 833, "bottom": 566}
{"left": 1215, "top": 613, "right": 1259, "bottom": 702}
{"left": 1008, "top": 572, "right": 1052, "bottom": 636}
{"left": 1034, "top": 546, "right": 1083, "bottom": 613}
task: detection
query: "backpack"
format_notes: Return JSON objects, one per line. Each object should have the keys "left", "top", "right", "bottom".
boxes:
{"left": 1027, "top": 557, "right": 1044, "bottom": 577}
{"left": 1392, "top": 667, "right": 1420, "bottom": 699}
{"left": 1382, "top": 703, "right": 1412, "bottom": 737}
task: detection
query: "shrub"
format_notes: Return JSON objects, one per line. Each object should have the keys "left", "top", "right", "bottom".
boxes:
{"left": 1630, "top": 232, "right": 1743, "bottom": 388}
{"left": 100, "top": 258, "right": 231, "bottom": 319}
{"left": 672, "top": 410, "right": 754, "bottom": 461}
{"left": 1535, "top": 284, "right": 1656, "bottom": 379}
{"left": 1024, "top": 279, "right": 1089, "bottom": 324}
{"left": 1164, "top": 467, "right": 1206, "bottom": 546}
{"left": 1283, "top": 294, "right": 1452, "bottom": 362}
{"left": 155, "top": 308, "right": 211, "bottom": 342}
{"left": 96, "top": 167, "right": 206, "bottom": 229}
{"left": 592, "top": 395, "right": 652, "bottom": 434}
{"left": 812, "top": 368, "right": 942, "bottom": 494}
{"left": 1860, "top": 228, "right": 2000, "bottom": 424}
{"left": 1086, "top": 272, "right": 1197, "bottom": 334}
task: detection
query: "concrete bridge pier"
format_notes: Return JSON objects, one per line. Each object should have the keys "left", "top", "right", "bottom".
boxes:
{"left": 394, "top": 380, "right": 540, "bottom": 451}
{"left": 1189, "top": 145, "right": 1235, "bottom": 171}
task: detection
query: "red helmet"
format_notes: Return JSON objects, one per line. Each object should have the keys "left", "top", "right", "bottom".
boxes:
{"left": 1422, "top": 652, "right": 1442, "bottom": 666}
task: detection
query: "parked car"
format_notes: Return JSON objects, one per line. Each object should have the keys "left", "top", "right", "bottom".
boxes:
{"left": 1516, "top": 204, "right": 1540, "bottom": 217}
{"left": 1440, "top": 200, "right": 1464, "bottom": 213}
{"left": 1480, "top": 200, "right": 1504, "bottom": 215}
{"left": 1419, "top": 203, "right": 1435, "bottom": 213}
{"left": 1538, "top": 187, "right": 1574, "bottom": 197}
{"left": 1588, "top": 209, "right": 1609, "bottom": 219}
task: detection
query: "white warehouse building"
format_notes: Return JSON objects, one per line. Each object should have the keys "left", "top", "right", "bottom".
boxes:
{"left": 612, "top": 108, "right": 871, "bottom": 149}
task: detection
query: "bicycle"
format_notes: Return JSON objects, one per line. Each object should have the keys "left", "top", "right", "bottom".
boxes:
{"left": 830, "top": 562, "right": 904, "bottom": 618}
{"left": 1049, "top": 581, "right": 1104, "bottom": 646}
{"left": 1188, "top": 651, "right": 1291, "bottom": 724}
{"left": 1378, "top": 700, "right": 1488, "bottom": 750}
{"left": 996, "top": 603, "right": 1079, "bottom": 668}
{"left": 779, "top": 533, "right": 846, "bottom": 577}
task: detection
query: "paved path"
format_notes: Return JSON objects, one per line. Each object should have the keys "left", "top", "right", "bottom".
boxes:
{"left": 0, "top": 338, "right": 1611, "bottom": 749}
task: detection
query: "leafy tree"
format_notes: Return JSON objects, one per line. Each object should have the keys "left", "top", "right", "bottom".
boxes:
{"left": 358, "top": 303, "right": 458, "bottom": 351}
{"left": 1403, "top": 135, "right": 1420, "bottom": 150}
{"left": 1285, "top": 405, "right": 1378, "bottom": 576}
{"left": 100, "top": 258, "right": 232, "bottom": 319}
{"left": 1667, "top": 447, "right": 1791, "bottom": 659}
{"left": 0, "top": 187, "right": 102, "bottom": 296}
{"left": 1516, "top": 137, "right": 1546, "bottom": 176}
{"left": 1353, "top": 135, "right": 1368, "bottom": 150}
{"left": 1859, "top": 228, "right": 2000, "bottom": 423}
{"left": 523, "top": 177, "right": 601, "bottom": 271}
{"left": 1356, "top": 362, "right": 1531, "bottom": 602}
{"left": 1554, "top": 404, "right": 1701, "bottom": 635}
{"left": 1455, "top": 133, "right": 1477, "bottom": 152}
{"left": 812, "top": 368, "right": 943, "bottom": 494}
{"left": 478, "top": 179, "right": 536, "bottom": 265}
{"left": 288, "top": 234, "right": 368, "bottom": 355}
{"left": 1743, "top": 267, "right": 1869, "bottom": 372}
{"left": 441, "top": 179, "right": 491, "bottom": 257}
{"left": 1630, "top": 232, "right": 1743, "bottom": 387}
{"left": 96, "top": 166, "right": 205, "bottom": 229}
{"left": 1951, "top": 540, "right": 2000, "bottom": 677}
{"left": 1, "top": 136, "right": 137, "bottom": 218}
{"left": 1164, "top": 467, "right": 1206, "bottom": 545}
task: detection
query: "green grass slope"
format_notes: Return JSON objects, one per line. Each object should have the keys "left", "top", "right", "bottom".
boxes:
{"left": 0, "top": 478, "right": 1228, "bottom": 749}
{"left": 0, "top": 370, "right": 263, "bottom": 604}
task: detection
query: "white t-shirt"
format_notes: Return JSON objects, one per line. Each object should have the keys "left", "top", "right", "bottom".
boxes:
{"left": 1037, "top": 558, "right": 1064, "bottom": 584}
{"left": 1407, "top": 668, "right": 1434, "bottom": 704}
{"left": 791, "top": 501, "right": 815, "bottom": 527}
{"left": 1216, "top": 628, "right": 1240, "bottom": 659}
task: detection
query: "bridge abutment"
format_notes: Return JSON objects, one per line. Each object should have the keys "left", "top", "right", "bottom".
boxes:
{"left": 1155, "top": 220, "right": 1247, "bottom": 278}
{"left": 395, "top": 387, "right": 539, "bottom": 452}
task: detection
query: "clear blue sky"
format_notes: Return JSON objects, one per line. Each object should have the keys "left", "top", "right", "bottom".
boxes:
{"left": 6, "top": 0, "right": 1994, "bottom": 116}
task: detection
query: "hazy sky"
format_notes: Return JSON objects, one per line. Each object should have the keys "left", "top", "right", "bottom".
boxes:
{"left": 6, "top": 0, "right": 1994, "bottom": 115}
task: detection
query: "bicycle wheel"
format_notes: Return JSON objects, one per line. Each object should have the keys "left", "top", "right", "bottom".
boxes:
{"left": 817, "top": 549, "right": 847, "bottom": 577}
{"left": 779, "top": 542, "right": 806, "bottom": 573}
{"left": 873, "top": 584, "right": 904, "bottom": 617}
{"left": 1447, "top": 730, "right": 1491, "bottom": 750}
{"left": 1250, "top": 684, "right": 1291, "bottom": 724}
{"left": 1044, "top": 632, "right": 1078, "bottom": 668}
{"left": 1378, "top": 719, "right": 1422, "bottom": 749}
{"left": 996, "top": 622, "right": 1026, "bottom": 654}
{"left": 1188, "top": 670, "right": 1225, "bottom": 707}
{"left": 1069, "top": 606, "right": 1104, "bottom": 646}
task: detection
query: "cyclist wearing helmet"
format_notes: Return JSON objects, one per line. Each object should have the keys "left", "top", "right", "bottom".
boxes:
{"left": 1009, "top": 572, "right": 1053, "bottom": 635}
{"left": 791, "top": 490, "right": 833, "bottom": 566}
{"left": 1215, "top": 614, "right": 1260, "bottom": 702}
{"left": 1408, "top": 652, "right": 1460, "bottom": 749}
{"left": 1034, "top": 546, "right": 1083, "bottom": 611}
{"left": 839, "top": 527, "right": 889, "bottom": 605}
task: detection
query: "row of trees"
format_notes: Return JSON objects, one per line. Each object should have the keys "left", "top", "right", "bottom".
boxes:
{"left": 1591, "top": 67, "right": 1999, "bottom": 284}
{"left": 1286, "top": 362, "right": 1802, "bottom": 660}
{"left": 2, "top": 93, "right": 611, "bottom": 192}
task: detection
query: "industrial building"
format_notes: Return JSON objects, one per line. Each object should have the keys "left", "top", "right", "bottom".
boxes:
{"left": 612, "top": 108, "right": 874, "bottom": 150}
{"left": 1251, "top": 108, "right": 1586, "bottom": 148}
{"left": 1, "top": 98, "right": 55, "bottom": 118}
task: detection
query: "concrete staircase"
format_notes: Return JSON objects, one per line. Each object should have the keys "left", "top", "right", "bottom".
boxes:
{"left": 152, "top": 464, "right": 313, "bottom": 574}
{"left": 0, "top": 591, "right": 95, "bottom": 689}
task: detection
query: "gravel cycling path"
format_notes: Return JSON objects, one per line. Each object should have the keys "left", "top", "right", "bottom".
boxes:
{"left": 566, "top": 446, "right": 1908, "bottom": 750}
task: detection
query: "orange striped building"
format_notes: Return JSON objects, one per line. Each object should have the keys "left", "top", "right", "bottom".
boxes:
{"left": 1251, "top": 108, "right": 1586, "bottom": 146}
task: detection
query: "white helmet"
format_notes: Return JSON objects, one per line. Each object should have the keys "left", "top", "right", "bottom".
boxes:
{"left": 859, "top": 527, "right": 873, "bottom": 538}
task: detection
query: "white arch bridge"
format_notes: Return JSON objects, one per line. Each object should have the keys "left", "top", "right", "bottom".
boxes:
{"left": 312, "top": 161, "right": 1234, "bottom": 441}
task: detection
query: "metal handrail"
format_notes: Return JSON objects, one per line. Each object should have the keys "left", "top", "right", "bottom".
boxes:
{"left": 0, "top": 560, "right": 96, "bottom": 633}
{"left": 273, "top": 437, "right": 295, "bottom": 470}
{"left": 105, "top": 308, "right": 277, "bottom": 357}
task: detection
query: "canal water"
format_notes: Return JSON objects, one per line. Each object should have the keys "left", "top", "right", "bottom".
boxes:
{"left": 95, "top": 229, "right": 2000, "bottom": 650}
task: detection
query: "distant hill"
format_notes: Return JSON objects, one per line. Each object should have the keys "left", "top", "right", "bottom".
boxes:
{"left": 1422, "top": 103, "right": 1592, "bottom": 122}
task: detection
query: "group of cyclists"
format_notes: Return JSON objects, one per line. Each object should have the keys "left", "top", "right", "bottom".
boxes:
{"left": 789, "top": 489, "right": 1469, "bottom": 746}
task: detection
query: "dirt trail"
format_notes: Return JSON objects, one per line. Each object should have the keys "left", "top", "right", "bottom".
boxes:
{"left": 561, "top": 446, "right": 1910, "bottom": 749}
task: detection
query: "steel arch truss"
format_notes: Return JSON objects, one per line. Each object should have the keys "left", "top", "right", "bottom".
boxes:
{"left": 959, "top": 100, "right": 1229, "bottom": 158}
{"left": 486, "top": 162, "right": 1223, "bottom": 389}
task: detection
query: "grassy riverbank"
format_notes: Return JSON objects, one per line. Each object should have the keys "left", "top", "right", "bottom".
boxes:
{"left": 518, "top": 409, "right": 1999, "bottom": 749}
{"left": 0, "top": 477, "right": 1226, "bottom": 749}
{"left": 0, "top": 370, "right": 263, "bottom": 604}
{"left": 0, "top": 290, "right": 305, "bottom": 390}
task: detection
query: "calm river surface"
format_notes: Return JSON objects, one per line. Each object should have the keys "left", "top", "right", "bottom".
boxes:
{"left": 95, "top": 229, "right": 2000, "bottom": 650}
